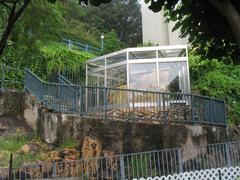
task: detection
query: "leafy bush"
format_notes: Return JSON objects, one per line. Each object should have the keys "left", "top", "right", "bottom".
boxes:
{"left": 100, "top": 30, "right": 125, "bottom": 54}
{"left": 1, "top": 42, "right": 94, "bottom": 81}
{"left": 189, "top": 53, "right": 240, "bottom": 124}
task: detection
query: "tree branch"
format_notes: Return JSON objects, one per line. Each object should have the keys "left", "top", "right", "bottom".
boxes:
{"left": 208, "top": 0, "right": 240, "bottom": 49}
{"left": 0, "top": 0, "right": 14, "bottom": 4}
{"left": 0, "top": 2, "right": 12, "bottom": 9}
{"left": 0, "top": 0, "right": 31, "bottom": 56}
{"left": 13, "top": 0, "right": 31, "bottom": 22}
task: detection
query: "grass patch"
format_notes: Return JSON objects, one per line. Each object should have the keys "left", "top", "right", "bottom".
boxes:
{"left": 0, "top": 133, "right": 79, "bottom": 168}
{"left": 0, "top": 133, "right": 31, "bottom": 153}
{"left": 58, "top": 138, "right": 78, "bottom": 149}
{"left": 0, "top": 132, "right": 43, "bottom": 168}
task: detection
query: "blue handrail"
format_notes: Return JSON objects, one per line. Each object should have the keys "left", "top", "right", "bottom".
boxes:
{"left": 24, "top": 68, "right": 227, "bottom": 126}
{"left": 62, "top": 38, "right": 101, "bottom": 54}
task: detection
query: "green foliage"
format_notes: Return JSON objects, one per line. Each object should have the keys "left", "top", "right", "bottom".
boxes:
{"left": 58, "top": 0, "right": 103, "bottom": 46}
{"left": 189, "top": 53, "right": 240, "bottom": 124}
{"left": 137, "top": 41, "right": 157, "bottom": 47}
{"left": 0, "top": 133, "right": 31, "bottom": 153}
{"left": 41, "top": 42, "right": 94, "bottom": 77}
{"left": 0, "top": 131, "right": 43, "bottom": 168}
{"left": 58, "top": 138, "right": 78, "bottom": 149}
{"left": 1, "top": 42, "right": 94, "bottom": 80}
{"left": 143, "top": 0, "right": 240, "bottom": 62}
{"left": 101, "top": 31, "right": 124, "bottom": 54}
{"left": 0, "top": 132, "right": 78, "bottom": 167}
{"left": 12, "top": 0, "right": 63, "bottom": 44}
{"left": 79, "top": 0, "right": 142, "bottom": 47}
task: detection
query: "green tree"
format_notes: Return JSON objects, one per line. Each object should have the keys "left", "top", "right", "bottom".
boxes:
{"left": 80, "top": 0, "right": 142, "bottom": 46}
{"left": 0, "top": 0, "right": 32, "bottom": 55}
{"left": 189, "top": 53, "right": 240, "bottom": 124}
{"left": 0, "top": 0, "right": 61, "bottom": 56}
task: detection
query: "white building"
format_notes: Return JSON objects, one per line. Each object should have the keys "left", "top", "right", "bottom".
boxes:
{"left": 141, "top": 1, "right": 188, "bottom": 46}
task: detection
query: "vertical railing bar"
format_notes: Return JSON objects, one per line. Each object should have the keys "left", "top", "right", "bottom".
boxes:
{"left": 144, "top": 152, "right": 148, "bottom": 177}
{"left": 130, "top": 154, "right": 134, "bottom": 178}
{"left": 140, "top": 153, "right": 143, "bottom": 178}
{"left": 177, "top": 148, "right": 183, "bottom": 173}
{"left": 157, "top": 151, "right": 161, "bottom": 176}
{"left": 161, "top": 150, "right": 165, "bottom": 176}
{"left": 115, "top": 157, "right": 118, "bottom": 180}
{"left": 226, "top": 142, "right": 232, "bottom": 167}
{"left": 104, "top": 158, "right": 108, "bottom": 180}
{"left": 136, "top": 154, "right": 139, "bottom": 178}
{"left": 153, "top": 152, "right": 157, "bottom": 176}
{"left": 126, "top": 155, "right": 130, "bottom": 179}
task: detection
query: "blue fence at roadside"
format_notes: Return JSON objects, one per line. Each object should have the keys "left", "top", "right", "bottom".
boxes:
{"left": 62, "top": 38, "right": 101, "bottom": 54}
{"left": 1, "top": 141, "right": 239, "bottom": 180}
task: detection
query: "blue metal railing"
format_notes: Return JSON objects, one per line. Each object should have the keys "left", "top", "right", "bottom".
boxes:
{"left": 62, "top": 38, "right": 101, "bottom": 54}
{"left": 24, "top": 68, "right": 226, "bottom": 126}
{"left": 25, "top": 69, "right": 80, "bottom": 113}
{"left": 3, "top": 141, "right": 239, "bottom": 179}
{"left": 57, "top": 74, "right": 74, "bottom": 85}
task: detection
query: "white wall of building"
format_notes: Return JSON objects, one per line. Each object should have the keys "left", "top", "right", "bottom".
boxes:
{"left": 141, "top": 1, "right": 188, "bottom": 46}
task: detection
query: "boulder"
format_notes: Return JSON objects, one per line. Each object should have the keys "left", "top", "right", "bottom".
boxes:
{"left": 21, "top": 142, "right": 41, "bottom": 154}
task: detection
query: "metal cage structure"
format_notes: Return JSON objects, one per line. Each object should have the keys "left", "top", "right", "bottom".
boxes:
{"left": 86, "top": 45, "right": 190, "bottom": 93}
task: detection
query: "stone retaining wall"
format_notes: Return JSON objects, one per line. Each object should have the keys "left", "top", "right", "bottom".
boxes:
{"left": 0, "top": 90, "right": 229, "bottom": 155}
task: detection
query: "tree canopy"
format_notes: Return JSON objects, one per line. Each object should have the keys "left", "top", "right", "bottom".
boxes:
{"left": 80, "top": 0, "right": 240, "bottom": 62}
{"left": 144, "top": 0, "right": 240, "bottom": 62}
{"left": 78, "top": 0, "right": 142, "bottom": 47}
{"left": 1, "top": 0, "right": 240, "bottom": 61}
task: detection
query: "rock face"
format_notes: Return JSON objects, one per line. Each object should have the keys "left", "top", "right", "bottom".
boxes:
{"left": 21, "top": 142, "right": 42, "bottom": 154}
{"left": 81, "top": 136, "right": 102, "bottom": 160}
{"left": 0, "top": 90, "right": 40, "bottom": 136}
{"left": 39, "top": 111, "right": 228, "bottom": 155}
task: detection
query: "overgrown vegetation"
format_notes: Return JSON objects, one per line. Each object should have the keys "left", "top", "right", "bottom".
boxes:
{"left": 0, "top": 131, "right": 78, "bottom": 168}
{"left": 189, "top": 53, "right": 240, "bottom": 125}
{"left": 0, "top": 131, "right": 42, "bottom": 168}
{"left": 1, "top": 42, "right": 93, "bottom": 80}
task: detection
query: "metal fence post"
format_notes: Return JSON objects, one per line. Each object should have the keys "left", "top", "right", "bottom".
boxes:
{"left": 86, "top": 45, "right": 88, "bottom": 52}
{"left": 120, "top": 156, "right": 125, "bottom": 180}
{"left": 79, "top": 86, "right": 83, "bottom": 116}
{"left": 225, "top": 143, "right": 232, "bottom": 167}
{"left": 52, "top": 161, "right": 56, "bottom": 177}
{"left": 8, "top": 154, "right": 13, "bottom": 180}
{"left": 132, "top": 91, "right": 135, "bottom": 120}
{"left": 177, "top": 148, "right": 183, "bottom": 173}
{"left": 68, "top": 39, "right": 72, "bottom": 48}
{"left": 58, "top": 83, "right": 61, "bottom": 112}
{"left": 104, "top": 88, "right": 108, "bottom": 120}
{"left": 191, "top": 94, "right": 195, "bottom": 123}
{"left": 40, "top": 81, "right": 43, "bottom": 100}
{"left": 210, "top": 99, "right": 214, "bottom": 124}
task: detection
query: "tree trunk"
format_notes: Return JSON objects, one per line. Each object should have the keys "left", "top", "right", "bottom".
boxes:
{"left": 0, "top": 19, "right": 16, "bottom": 56}
{"left": 0, "top": 0, "right": 31, "bottom": 57}
{"left": 208, "top": 0, "right": 240, "bottom": 50}
{"left": 0, "top": 3, "right": 16, "bottom": 56}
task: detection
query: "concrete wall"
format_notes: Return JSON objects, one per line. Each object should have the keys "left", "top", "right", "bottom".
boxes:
{"left": 0, "top": 90, "right": 229, "bottom": 155}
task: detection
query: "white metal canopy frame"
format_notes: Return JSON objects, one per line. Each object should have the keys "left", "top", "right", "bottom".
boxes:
{"left": 86, "top": 45, "right": 190, "bottom": 93}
